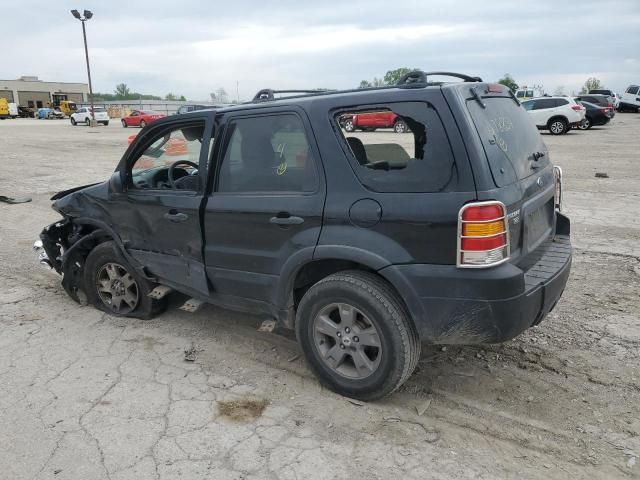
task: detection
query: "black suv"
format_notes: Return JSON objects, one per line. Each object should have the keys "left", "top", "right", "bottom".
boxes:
{"left": 36, "top": 71, "right": 572, "bottom": 400}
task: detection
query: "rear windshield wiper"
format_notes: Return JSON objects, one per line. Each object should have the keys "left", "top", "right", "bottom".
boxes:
{"left": 469, "top": 86, "right": 486, "bottom": 109}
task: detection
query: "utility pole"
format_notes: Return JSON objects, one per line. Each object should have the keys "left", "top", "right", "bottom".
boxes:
{"left": 71, "top": 9, "right": 97, "bottom": 126}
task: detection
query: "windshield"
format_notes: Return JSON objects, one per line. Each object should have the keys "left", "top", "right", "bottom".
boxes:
{"left": 467, "top": 96, "right": 548, "bottom": 186}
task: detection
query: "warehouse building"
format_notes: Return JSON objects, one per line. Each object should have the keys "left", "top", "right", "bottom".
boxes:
{"left": 0, "top": 76, "right": 88, "bottom": 108}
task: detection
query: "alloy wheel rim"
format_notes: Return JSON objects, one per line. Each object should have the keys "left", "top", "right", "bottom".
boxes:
{"left": 395, "top": 123, "right": 406, "bottom": 133}
{"left": 551, "top": 121, "right": 563, "bottom": 133}
{"left": 312, "top": 303, "right": 382, "bottom": 379}
{"left": 96, "top": 262, "right": 139, "bottom": 314}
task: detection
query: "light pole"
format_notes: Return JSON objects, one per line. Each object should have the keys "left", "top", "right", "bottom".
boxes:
{"left": 71, "top": 9, "right": 96, "bottom": 126}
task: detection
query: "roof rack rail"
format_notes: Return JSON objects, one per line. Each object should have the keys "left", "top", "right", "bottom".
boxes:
{"left": 396, "top": 71, "right": 482, "bottom": 87}
{"left": 252, "top": 89, "right": 330, "bottom": 102}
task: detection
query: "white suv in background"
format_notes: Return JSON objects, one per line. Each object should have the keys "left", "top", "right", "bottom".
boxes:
{"left": 70, "top": 107, "right": 110, "bottom": 126}
{"left": 520, "top": 96, "right": 586, "bottom": 135}
{"left": 619, "top": 85, "right": 640, "bottom": 112}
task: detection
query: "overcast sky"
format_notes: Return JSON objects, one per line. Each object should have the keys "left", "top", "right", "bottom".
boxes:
{"left": 3, "top": 0, "right": 639, "bottom": 101}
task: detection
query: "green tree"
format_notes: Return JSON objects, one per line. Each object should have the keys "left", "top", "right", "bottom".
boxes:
{"left": 358, "top": 80, "right": 372, "bottom": 89}
{"left": 383, "top": 67, "right": 417, "bottom": 86}
{"left": 580, "top": 77, "right": 603, "bottom": 94}
{"left": 179, "top": 95, "right": 186, "bottom": 101}
{"left": 165, "top": 93, "right": 178, "bottom": 101}
{"left": 497, "top": 73, "right": 518, "bottom": 93}
{"left": 114, "top": 83, "right": 131, "bottom": 98}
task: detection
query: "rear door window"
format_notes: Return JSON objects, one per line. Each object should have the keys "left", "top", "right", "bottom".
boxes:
{"left": 467, "top": 96, "right": 548, "bottom": 186}
{"left": 532, "top": 99, "right": 556, "bottom": 110}
{"left": 333, "top": 102, "right": 458, "bottom": 193}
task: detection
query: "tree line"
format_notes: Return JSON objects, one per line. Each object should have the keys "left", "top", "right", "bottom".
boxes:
{"left": 89, "top": 83, "right": 186, "bottom": 102}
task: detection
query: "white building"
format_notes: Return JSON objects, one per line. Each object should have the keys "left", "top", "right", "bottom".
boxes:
{"left": 0, "top": 76, "right": 88, "bottom": 108}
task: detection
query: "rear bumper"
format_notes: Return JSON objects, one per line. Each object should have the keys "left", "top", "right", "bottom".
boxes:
{"left": 380, "top": 213, "right": 572, "bottom": 344}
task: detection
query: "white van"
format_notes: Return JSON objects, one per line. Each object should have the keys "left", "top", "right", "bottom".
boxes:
{"left": 8, "top": 102, "right": 18, "bottom": 118}
{"left": 619, "top": 85, "right": 640, "bottom": 112}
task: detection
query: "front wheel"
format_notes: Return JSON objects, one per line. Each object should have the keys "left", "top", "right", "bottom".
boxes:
{"left": 394, "top": 119, "right": 408, "bottom": 133}
{"left": 343, "top": 119, "right": 355, "bottom": 132}
{"left": 70, "top": 117, "right": 77, "bottom": 125}
{"left": 139, "top": 120, "right": 146, "bottom": 128}
{"left": 579, "top": 117, "right": 592, "bottom": 130}
{"left": 83, "top": 241, "right": 166, "bottom": 319}
{"left": 548, "top": 118, "right": 568, "bottom": 135}
{"left": 101, "top": 121, "right": 109, "bottom": 126}
{"left": 296, "top": 270, "right": 420, "bottom": 401}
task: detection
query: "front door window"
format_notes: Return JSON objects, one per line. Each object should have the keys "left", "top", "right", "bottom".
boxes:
{"left": 129, "top": 122, "right": 207, "bottom": 190}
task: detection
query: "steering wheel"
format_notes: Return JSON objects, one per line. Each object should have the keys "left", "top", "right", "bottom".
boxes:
{"left": 168, "top": 160, "right": 199, "bottom": 189}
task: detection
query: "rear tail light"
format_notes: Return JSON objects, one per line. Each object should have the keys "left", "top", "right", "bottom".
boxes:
{"left": 553, "top": 166, "right": 563, "bottom": 211}
{"left": 571, "top": 105, "right": 583, "bottom": 111}
{"left": 457, "top": 201, "right": 510, "bottom": 268}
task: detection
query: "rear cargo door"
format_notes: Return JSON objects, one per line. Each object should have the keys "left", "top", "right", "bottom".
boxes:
{"left": 466, "top": 91, "right": 556, "bottom": 260}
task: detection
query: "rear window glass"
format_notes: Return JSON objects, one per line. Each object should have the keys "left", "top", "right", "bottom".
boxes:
{"left": 334, "top": 102, "right": 457, "bottom": 193}
{"left": 467, "top": 96, "right": 548, "bottom": 186}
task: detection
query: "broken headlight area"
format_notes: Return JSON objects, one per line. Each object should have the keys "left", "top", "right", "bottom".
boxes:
{"left": 38, "top": 219, "right": 98, "bottom": 305}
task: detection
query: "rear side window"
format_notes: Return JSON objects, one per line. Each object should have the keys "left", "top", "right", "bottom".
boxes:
{"left": 333, "top": 102, "right": 457, "bottom": 193}
{"left": 555, "top": 98, "right": 569, "bottom": 106}
{"left": 626, "top": 86, "right": 639, "bottom": 95}
{"left": 467, "top": 96, "right": 548, "bottom": 186}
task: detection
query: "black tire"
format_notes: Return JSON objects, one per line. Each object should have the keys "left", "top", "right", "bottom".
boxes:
{"left": 296, "top": 270, "right": 420, "bottom": 401}
{"left": 547, "top": 117, "right": 568, "bottom": 135}
{"left": 70, "top": 117, "right": 77, "bottom": 126}
{"left": 139, "top": 120, "right": 146, "bottom": 128}
{"left": 121, "top": 119, "right": 128, "bottom": 128}
{"left": 85, "top": 117, "right": 91, "bottom": 125}
{"left": 101, "top": 121, "right": 109, "bottom": 126}
{"left": 393, "top": 119, "right": 408, "bottom": 133}
{"left": 83, "top": 241, "right": 166, "bottom": 319}
{"left": 579, "top": 117, "right": 592, "bottom": 130}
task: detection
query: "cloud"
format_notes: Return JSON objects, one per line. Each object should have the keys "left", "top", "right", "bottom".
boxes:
{"left": 1, "top": 0, "right": 639, "bottom": 100}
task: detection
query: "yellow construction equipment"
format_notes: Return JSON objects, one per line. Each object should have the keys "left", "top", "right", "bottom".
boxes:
{"left": 50, "top": 94, "right": 78, "bottom": 117}
{"left": 0, "top": 98, "right": 9, "bottom": 119}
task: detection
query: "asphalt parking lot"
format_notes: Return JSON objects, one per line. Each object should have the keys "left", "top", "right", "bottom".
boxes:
{"left": 1, "top": 116, "right": 639, "bottom": 479}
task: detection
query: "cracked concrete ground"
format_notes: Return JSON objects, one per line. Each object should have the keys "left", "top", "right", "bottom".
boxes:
{"left": 1, "top": 117, "right": 640, "bottom": 479}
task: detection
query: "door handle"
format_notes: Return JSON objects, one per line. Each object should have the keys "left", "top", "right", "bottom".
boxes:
{"left": 164, "top": 211, "right": 189, "bottom": 223}
{"left": 270, "top": 214, "right": 304, "bottom": 226}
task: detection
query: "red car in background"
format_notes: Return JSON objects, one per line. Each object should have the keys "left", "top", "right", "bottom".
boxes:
{"left": 342, "top": 111, "right": 409, "bottom": 133}
{"left": 121, "top": 110, "right": 166, "bottom": 128}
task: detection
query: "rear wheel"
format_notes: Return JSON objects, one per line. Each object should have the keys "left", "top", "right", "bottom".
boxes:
{"left": 121, "top": 119, "right": 127, "bottom": 128}
{"left": 296, "top": 270, "right": 420, "bottom": 401}
{"left": 548, "top": 118, "right": 568, "bottom": 135}
{"left": 139, "top": 120, "right": 146, "bottom": 128}
{"left": 83, "top": 241, "right": 166, "bottom": 319}
{"left": 101, "top": 121, "right": 109, "bottom": 126}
